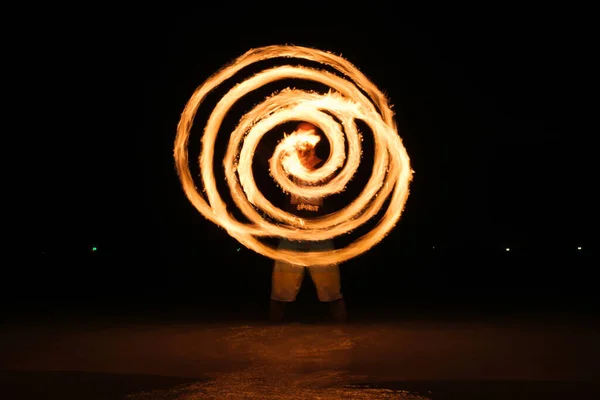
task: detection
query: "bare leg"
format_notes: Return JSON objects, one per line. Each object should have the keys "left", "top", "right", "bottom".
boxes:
{"left": 269, "top": 299, "right": 286, "bottom": 322}
{"left": 329, "top": 298, "right": 348, "bottom": 323}
{"left": 270, "top": 258, "right": 304, "bottom": 323}
{"left": 308, "top": 261, "right": 346, "bottom": 323}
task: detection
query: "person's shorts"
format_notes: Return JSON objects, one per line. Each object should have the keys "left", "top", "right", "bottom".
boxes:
{"left": 271, "top": 239, "right": 342, "bottom": 302}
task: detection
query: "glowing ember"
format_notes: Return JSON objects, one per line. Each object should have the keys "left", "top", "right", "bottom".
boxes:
{"left": 174, "top": 45, "right": 413, "bottom": 266}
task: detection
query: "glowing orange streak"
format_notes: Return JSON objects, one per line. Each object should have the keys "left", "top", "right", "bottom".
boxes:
{"left": 224, "top": 67, "right": 388, "bottom": 232}
{"left": 228, "top": 89, "right": 388, "bottom": 233}
{"left": 174, "top": 45, "right": 413, "bottom": 266}
{"left": 278, "top": 130, "right": 322, "bottom": 180}
{"left": 235, "top": 92, "right": 350, "bottom": 199}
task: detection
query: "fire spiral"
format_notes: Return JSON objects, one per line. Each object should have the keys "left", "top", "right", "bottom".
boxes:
{"left": 174, "top": 45, "right": 413, "bottom": 266}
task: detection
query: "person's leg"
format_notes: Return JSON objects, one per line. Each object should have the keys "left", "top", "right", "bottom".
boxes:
{"left": 306, "top": 240, "right": 347, "bottom": 323}
{"left": 270, "top": 260, "right": 305, "bottom": 322}
{"left": 269, "top": 299, "right": 286, "bottom": 322}
{"left": 328, "top": 297, "right": 348, "bottom": 323}
{"left": 309, "top": 264, "right": 347, "bottom": 323}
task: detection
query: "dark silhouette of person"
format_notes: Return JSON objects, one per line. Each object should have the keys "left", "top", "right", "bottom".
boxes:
{"left": 269, "top": 122, "right": 347, "bottom": 323}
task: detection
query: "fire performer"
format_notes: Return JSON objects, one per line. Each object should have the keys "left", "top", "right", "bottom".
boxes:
{"left": 269, "top": 122, "right": 348, "bottom": 323}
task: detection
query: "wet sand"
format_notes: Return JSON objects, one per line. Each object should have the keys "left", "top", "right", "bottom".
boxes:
{"left": 1, "top": 316, "right": 599, "bottom": 399}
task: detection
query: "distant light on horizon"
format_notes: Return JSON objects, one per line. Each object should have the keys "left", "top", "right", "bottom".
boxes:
{"left": 71, "top": 243, "right": 586, "bottom": 254}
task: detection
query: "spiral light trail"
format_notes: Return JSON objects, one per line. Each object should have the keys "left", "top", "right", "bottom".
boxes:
{"left": 174, "top": 45, "right": 413, "bottom": 266}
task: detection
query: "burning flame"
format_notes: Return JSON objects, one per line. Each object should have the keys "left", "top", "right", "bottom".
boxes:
{"left": 278, "top": 128, "right": 321, "bottom": 179}
{"left": 174, "top": 45, "right": 413, "bottom": 266}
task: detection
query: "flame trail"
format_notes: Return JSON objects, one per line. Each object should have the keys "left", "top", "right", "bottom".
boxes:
{"left": 174, "top": 45, "right": 413, "bottom": 266}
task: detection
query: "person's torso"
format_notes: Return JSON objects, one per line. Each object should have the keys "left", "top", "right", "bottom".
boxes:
{"left": 285, "top": 160, "right": 328, "bottom": 218}
{"left": 288, "top": 175, "right": 325, "bottom": 217}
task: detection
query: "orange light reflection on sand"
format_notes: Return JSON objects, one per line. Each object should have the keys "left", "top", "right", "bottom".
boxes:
{"left": 174, "top": 45, "right": 413, "bottom": 266}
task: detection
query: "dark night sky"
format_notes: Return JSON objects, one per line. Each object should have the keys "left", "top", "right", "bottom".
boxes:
{"left": 134, "top": 14, "right": 590, "bottom": 248}
{"left": 17, "top": 7, "right": 596, "bottom": 316}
